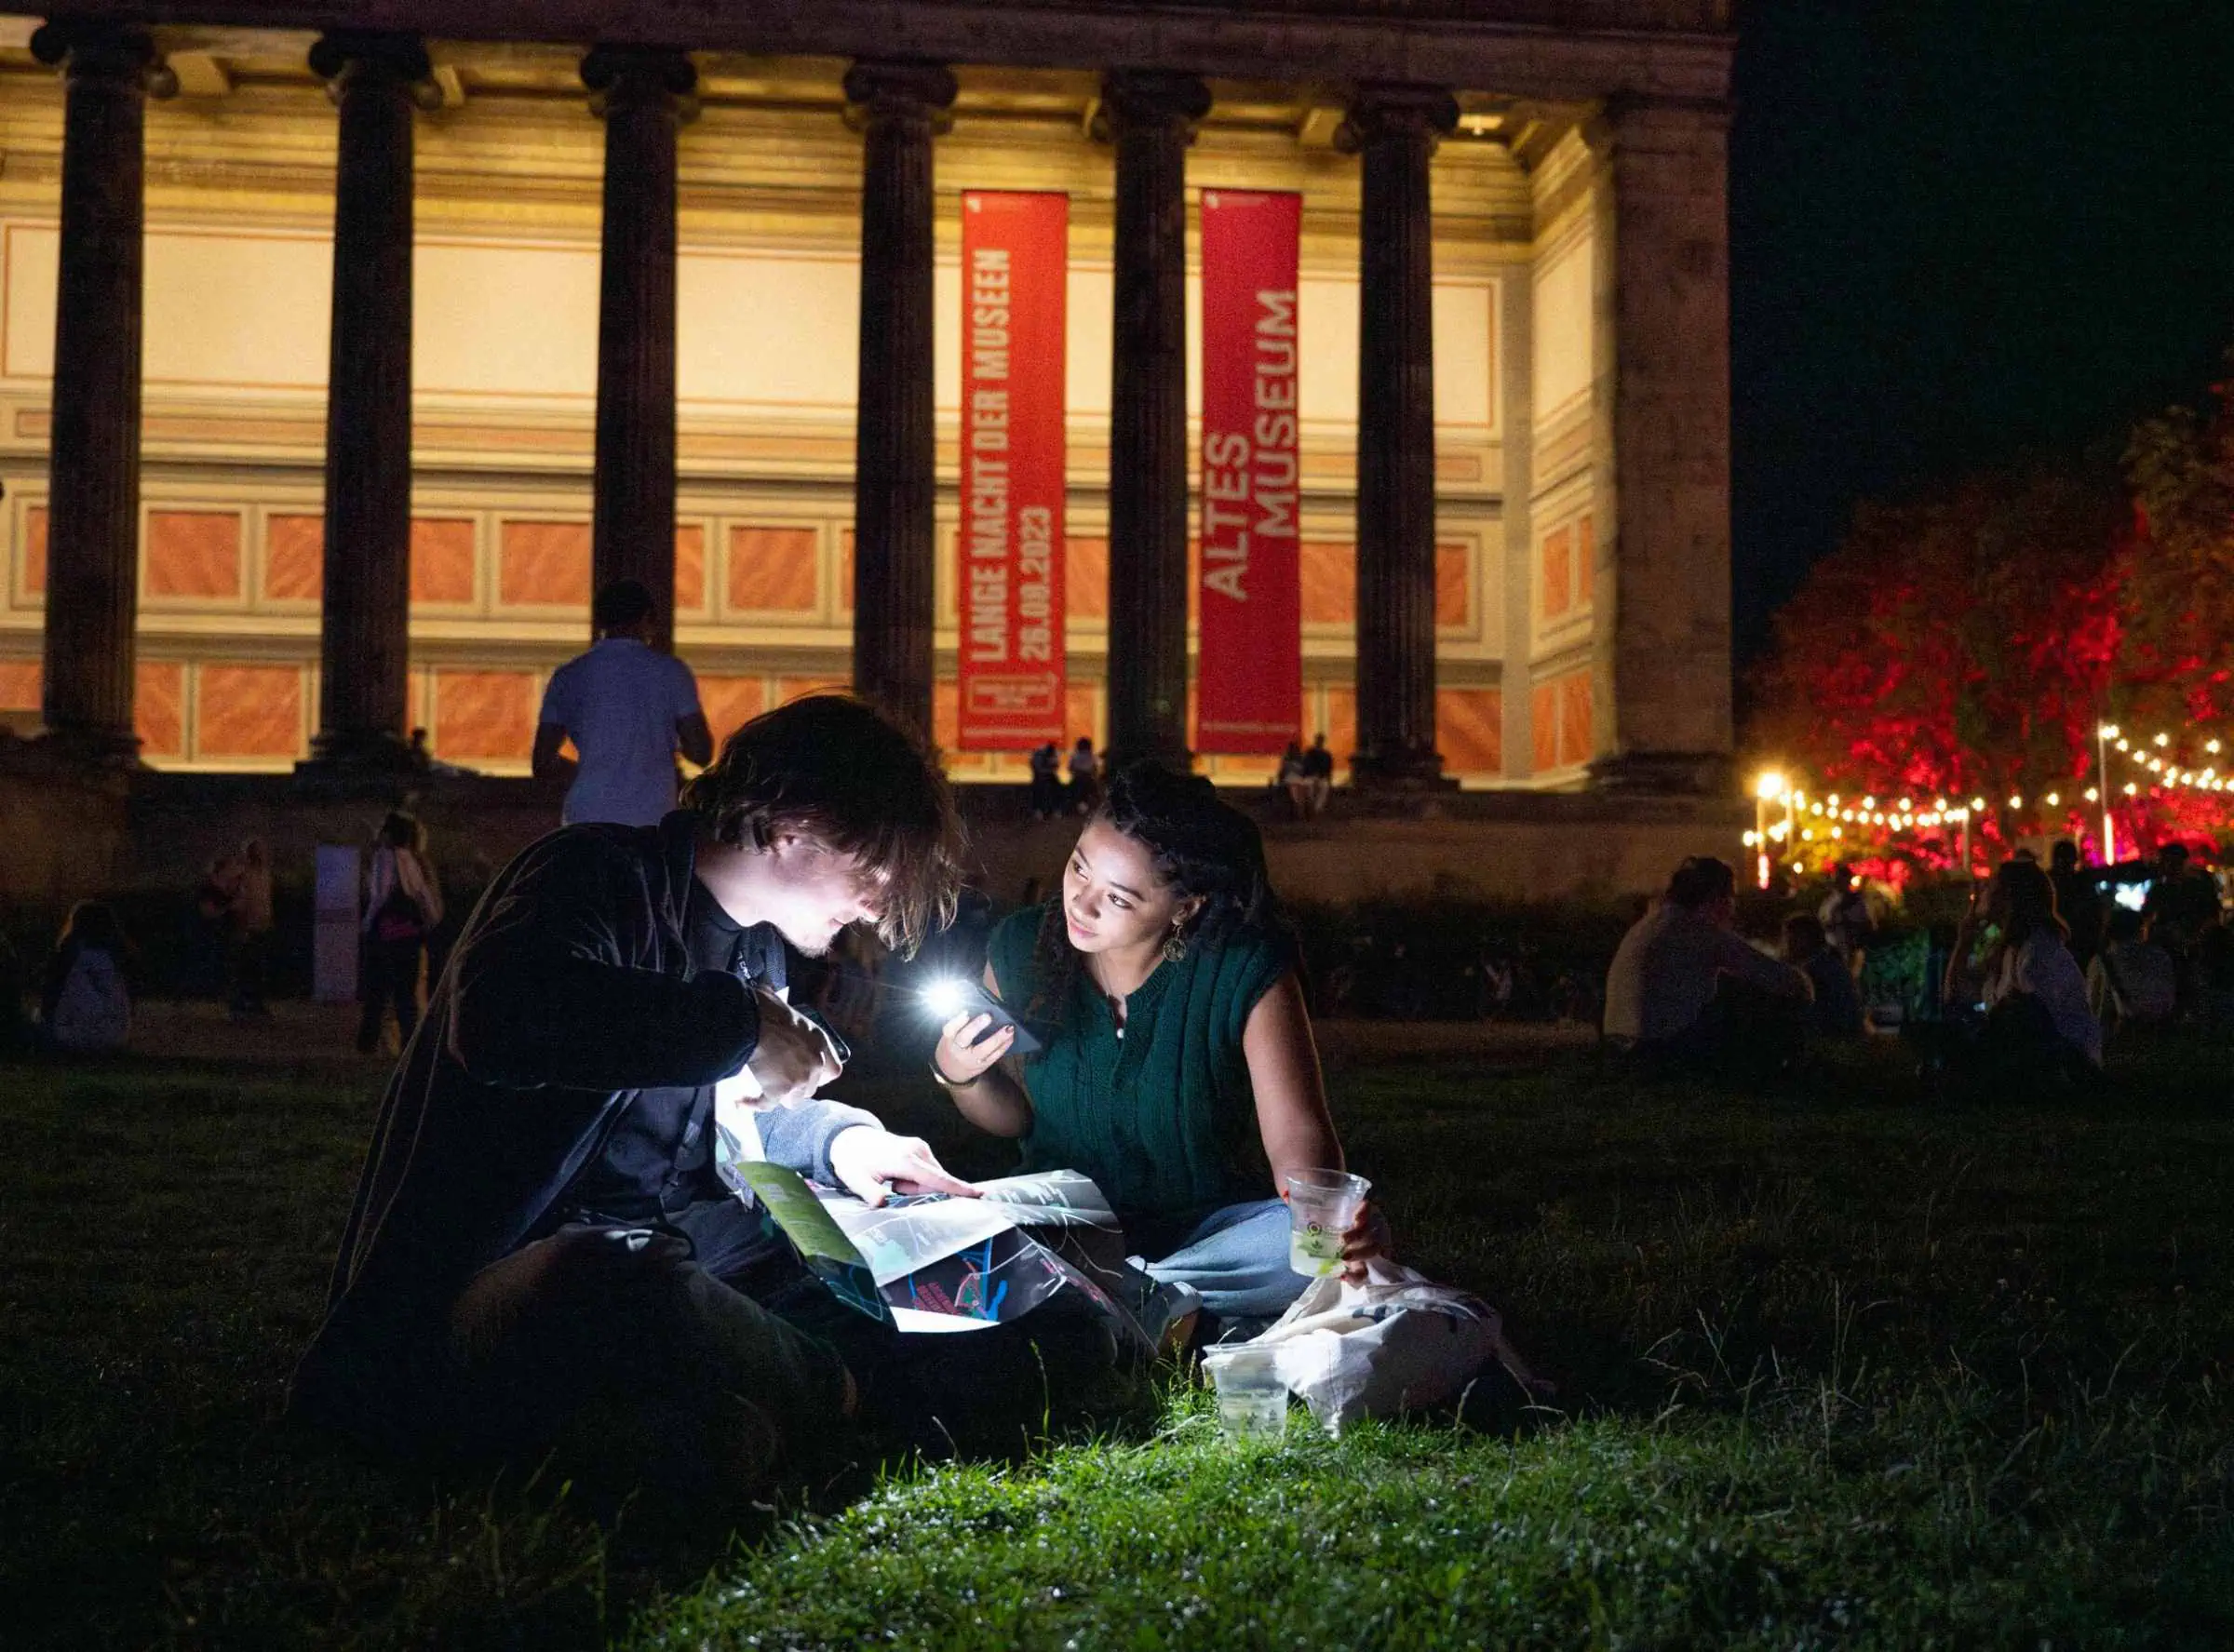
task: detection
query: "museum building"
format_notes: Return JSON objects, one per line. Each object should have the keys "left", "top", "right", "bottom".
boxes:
{"left": 0, "top": 1, "right": 1733, "bottom": 792}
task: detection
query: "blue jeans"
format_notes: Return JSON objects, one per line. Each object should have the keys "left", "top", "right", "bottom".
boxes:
{"left": 1137, "top": 1198, "right": 1306, "bottom": 1327}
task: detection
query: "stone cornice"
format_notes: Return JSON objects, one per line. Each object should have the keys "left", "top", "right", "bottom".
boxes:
{"left": 39, "top": 2, "right": 1734, "bottom": 101}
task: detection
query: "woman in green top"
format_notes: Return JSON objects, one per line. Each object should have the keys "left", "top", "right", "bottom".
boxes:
{"left": 934, "top": 762, "right": 1383, "bottom": 1330}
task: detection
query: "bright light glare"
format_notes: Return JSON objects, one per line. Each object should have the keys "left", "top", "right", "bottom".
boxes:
{"left": 1755, "top": 770, "right": 1786, "bottom": 801}
{"left": 922, "top": 979, "right": 970, "bottom": 1020}
{"left": 2098, "top": 724, "right": 2119, "bottom": 740}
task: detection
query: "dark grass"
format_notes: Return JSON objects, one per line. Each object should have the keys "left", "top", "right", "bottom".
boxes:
{"left": 3, "top": 1033, "right": 2232, "bottom": 1647}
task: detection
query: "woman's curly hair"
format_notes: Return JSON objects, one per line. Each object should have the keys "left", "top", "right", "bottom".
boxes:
{"left": 1025, "top": 761, "right": 1289, "bottom": 1035}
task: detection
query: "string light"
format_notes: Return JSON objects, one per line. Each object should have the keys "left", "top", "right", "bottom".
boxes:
{"left": 2104, "top": 725, "right": 2234, "bottom": 797}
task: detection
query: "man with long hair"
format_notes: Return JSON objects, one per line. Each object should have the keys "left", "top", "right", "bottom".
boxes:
{"left": 293, "top": 695, "right": 974, "bottom": 1494}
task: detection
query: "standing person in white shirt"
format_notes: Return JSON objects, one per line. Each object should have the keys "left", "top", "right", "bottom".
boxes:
{"left": 1603, "top": 855, "right": 1812, "bottom": 1076}
{"left": 532, "top": 580, "right": 714, "bottom": 826}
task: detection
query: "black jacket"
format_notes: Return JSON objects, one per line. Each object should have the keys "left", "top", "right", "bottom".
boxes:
{"left": 290, "top": 812, "right": 874, "bottom": 1452}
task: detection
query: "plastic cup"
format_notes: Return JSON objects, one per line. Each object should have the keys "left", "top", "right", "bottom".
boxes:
{"left": 1286, "top": 1168, "right": 1370, "bottom": 1278}
{"left": 1201, "top": 1345, "right": 1286, "bottom": 1441}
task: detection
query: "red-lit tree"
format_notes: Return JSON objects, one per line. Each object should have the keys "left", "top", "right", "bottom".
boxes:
{"left": 1748, "top": 470, "right": 2126, "bottom": 868}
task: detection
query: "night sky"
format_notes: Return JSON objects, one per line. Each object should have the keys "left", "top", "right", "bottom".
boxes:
{"left": 1729, "top": 0, "right": 2234, "bottom": 665}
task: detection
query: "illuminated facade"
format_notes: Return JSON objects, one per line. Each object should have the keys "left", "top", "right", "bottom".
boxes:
{"left": 0, "top": 3, "right": 1734, "bottom": 790}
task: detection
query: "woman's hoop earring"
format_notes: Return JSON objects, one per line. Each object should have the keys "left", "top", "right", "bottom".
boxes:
{"left": 1163, "top": 920, "right": 1189, "bottom": 963}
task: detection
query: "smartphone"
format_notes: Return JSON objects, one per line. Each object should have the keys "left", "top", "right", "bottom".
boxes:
{"left": 924, "top": 975, "right": 1043, "bottom": 1057}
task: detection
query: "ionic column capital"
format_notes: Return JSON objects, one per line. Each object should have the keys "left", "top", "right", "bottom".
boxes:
{"left": 581, "top": 45, "right": 698, "bottom": 120}
{"left": 31, "top": 20, "right": 172, "bottom": 96}
{"left": 1337, "top": 84, "right": 1459, "bottom": 155}
{"left": 842, "top": 60, "right": 957, "bottom": 134}
{"left": 309, "top": 32, "right": 439, "bottom": 109}
{"left": 1094, "top": 69, "right": 1210, "bottom": 142}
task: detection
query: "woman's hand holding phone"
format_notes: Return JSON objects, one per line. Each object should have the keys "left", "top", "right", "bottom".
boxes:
{"left": 934, "top": 1012, "right": 1015, "bottom": 1087}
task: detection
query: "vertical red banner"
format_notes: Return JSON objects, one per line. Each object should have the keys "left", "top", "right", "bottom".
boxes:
{"left": 1196, "top": 190, "right": 1303, "bottom": 755}
{"left": 958, "top": 191, "right": 1068, "bottom": 750}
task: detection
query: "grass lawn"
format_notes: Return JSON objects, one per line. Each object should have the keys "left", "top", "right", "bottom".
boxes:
{"left": 3, "top": 1024, "right": 2231, "bottom": 1648}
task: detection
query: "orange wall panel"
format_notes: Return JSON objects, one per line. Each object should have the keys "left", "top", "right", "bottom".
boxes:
{"left": 1321, "top": 684, "right": 1356, "bottom": 763}
{"left": 501, "top": 520, "right": 591, "bottom": 609}
{"left": 22, "top": 506, "right": 47, "bottom": 595}
{"left": 675, "top": 523, "right": 706, "bottom": 612}
{"left": 933, "top": 678, "right": 960, "bottom": 753}
{"left": 1065, "top": 683, "right": 1102, "bottom": 747}
{"left": 839, "top": 528, "right": 855, "bottom": 613}
{"left": 1575, "top": 514, "right": 1595, "bottom": 608}
{"left": 1558, "top": 670, "right": 1595, "bottom": 768}
{"left": 696, "top": 674, "right": 765, "bottom": 744}
{"left": 728, "top": 526, "right": 819, "bottom": 613}
{"left": 1437, "top": 688, "right": 1502, "bottom": 773}
{"left": 412, "top": 517, "right": 478, "bottom": 605}
{"left": 135, "top": 660, "right": 185, "bottom": 757}
{"left": 776, "top": 677, "right": 848, "bottom": 706}
{"left": 1540, "top": 525, "right": 1572, "bottom": 620}
{"left": 197, "top": 663, "right": 303, "bottom": 759}
{"left": 146, "top": 510, "right": 242, "bottom": 600}
{"left": 1299, "top": 539, "right": 1353, "bottom": 625}
{"left": 264, "top": 513, "right": 323, "bottom": 601}
{"left": 1435, "top": 542, "right": 1471, "bottom": 628}
{"left": 0, "top": 657, "right": 38, "bottom": 708}
{"left": 1530, "top": 682, "right": 1559, "bottom": 772}
{"left": 1066, "top": 534, "right": 1107, "bottom": 621}
{"left": 435, "top": 669, "right": 536, "bottom": 760}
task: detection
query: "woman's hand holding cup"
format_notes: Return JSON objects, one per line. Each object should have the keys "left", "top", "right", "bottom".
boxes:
{"left": 934, "top": 1012, "right": 1015, "bottom": 1087}
{"left": 1338, "top": 1200, "right": 1394, "bottom": 1283}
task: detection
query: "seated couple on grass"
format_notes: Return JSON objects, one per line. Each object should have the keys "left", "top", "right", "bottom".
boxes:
{"left": 291, "top": 696, "right": 1381, "bottom": 1498}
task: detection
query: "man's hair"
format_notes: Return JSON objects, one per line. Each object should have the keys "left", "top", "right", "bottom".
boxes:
{"left": 2051, "top": 838, "right": 2079, "bottom": 869}
{"left": 1666, "top": 855, "right": 1736, "bottom": 908}
{"left": 679, "top": 694, "right": 964, "bottom": 956}
{"left": 592, "top": 578, "right": 655, "bottom": 635}
{"left": 2159, "top": 840, "right": 2190, "bottom": 866}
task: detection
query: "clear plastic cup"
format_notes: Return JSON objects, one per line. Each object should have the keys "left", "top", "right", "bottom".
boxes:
{"left": 1286, "top": 1168, "right": 1371, "bottom": 1278}
{"left": 1201, "top": 1345, "right": 1286, "bottom": 1441}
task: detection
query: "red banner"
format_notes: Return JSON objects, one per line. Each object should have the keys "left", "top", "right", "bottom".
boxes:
{"left": 1195, "top": 189, "right": 1303, "bottom": 754}
{"left": 958, "top": 191, "right": 1068, "bottom": 750}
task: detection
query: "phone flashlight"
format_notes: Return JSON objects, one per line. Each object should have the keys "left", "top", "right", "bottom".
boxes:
{"left": 920, "top": 975, "right": 1043, "bottom": 1055}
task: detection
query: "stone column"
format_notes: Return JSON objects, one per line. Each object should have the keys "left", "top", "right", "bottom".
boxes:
{"left": 845, "top": 60, "right": 954, "bottom": 743}
{"left": 1586, "top": 97, "right": 1733, "bottom": 794}
{"left": 1341, "top": 85, "right": 1457, "bottom": 790}
{"left": 1100, "top": 70, "right": 1208, "bottom": 773}
{"left": 582, "top": 46, "right": 695, "bottom": 651}
{"left": 31, "top": 22, "right": 169, "bottom": 762}
{"left": 304, "top": 33, "right": 435, "bottom": 773}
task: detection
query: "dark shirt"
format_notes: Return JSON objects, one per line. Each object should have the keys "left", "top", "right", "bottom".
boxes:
{"left": 2144, "top": 867, "right": 2220, "bottom": 950}
{"left": 1300, "top": 746, "right": 1334, "bottom": 780}
{"left": 561, "top": 887, "right": 787, "bottom": 1225}
{"left": 2050, "top": 867, "right": 2105, "bottom": 963}
{"left": 290, "top": 812, "right": 875, "bottom": 1455}
{"left": 1799, "top": 949, "right": 1865, "bottom": 1038}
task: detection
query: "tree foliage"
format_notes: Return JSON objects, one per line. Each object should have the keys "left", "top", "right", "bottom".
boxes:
{"left": 1752, "top": 365, "right": 2234, "bottom": 864}
{"left": 1749, "top": 470, "right": 2124, "bottom": 860}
